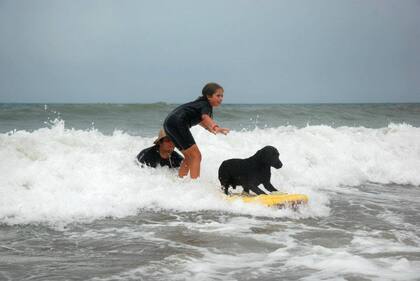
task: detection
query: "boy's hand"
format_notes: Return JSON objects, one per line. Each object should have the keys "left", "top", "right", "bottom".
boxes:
{"left": 214, "top": 126, "right": 230, "bottom": 135}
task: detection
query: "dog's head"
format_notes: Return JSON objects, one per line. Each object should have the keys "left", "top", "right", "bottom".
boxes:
{"left": 255, "top": 146, "right": 283, "bottom": 169}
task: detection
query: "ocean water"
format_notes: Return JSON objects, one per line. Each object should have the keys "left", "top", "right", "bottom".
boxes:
{"left": 1, "top": 103, "right": 420, "bottom": 281}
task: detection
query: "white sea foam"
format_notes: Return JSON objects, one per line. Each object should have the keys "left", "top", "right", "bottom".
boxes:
{"left": 1, "top": 120, "right": 419, "bottom": 225}
{"left": 84, "top": 217, "right": 420, "bottom": 281}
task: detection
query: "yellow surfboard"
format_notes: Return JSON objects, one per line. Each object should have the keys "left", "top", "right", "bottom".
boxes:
{"left": 227, "top": 192, "right": 308, "bottom": 208}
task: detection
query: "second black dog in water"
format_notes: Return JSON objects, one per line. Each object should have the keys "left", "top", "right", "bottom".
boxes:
{"left": 218, "top": 146, "right": 283, "bottom": 195}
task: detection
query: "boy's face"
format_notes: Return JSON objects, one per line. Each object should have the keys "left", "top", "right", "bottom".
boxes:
{"left": 160, "top": 138, "right": 175, "bottom": 152}
{"left": 207, "top": 88, "right": 224, "bottom": 107}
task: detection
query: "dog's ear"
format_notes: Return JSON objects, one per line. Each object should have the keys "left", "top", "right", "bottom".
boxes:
{"left": 256, "top": 146, "right": 282, "bottom": 168}
{"left": 254, "top": 146, "right": 270, "bottom": 164}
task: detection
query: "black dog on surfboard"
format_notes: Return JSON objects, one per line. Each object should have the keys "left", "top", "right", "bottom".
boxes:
{"left": 218, "top": 146, "right": 283, "bottom": 195}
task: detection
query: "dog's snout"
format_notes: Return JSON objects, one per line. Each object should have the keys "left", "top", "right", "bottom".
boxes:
{"left": 274, "top": 160, "right": 283, "bottom": 169}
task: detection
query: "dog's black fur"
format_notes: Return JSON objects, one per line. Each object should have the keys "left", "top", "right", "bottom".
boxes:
{"left": 218, "top": 146, "right": 283, "bottom": 195}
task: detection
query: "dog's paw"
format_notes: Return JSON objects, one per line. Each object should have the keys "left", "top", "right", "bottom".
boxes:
{"left": 221, "top": 186, "right": 230, "bottom": 195}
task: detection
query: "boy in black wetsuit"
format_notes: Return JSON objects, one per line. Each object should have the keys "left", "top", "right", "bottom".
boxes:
{"left": 163, "top": 82, "right": 229, "bottom": 179}
{"left": 137, "top": 129, "right": 183, "bottom": 169}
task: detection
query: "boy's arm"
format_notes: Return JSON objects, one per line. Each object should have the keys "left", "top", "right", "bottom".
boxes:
{"left": 200, "top": 114, "right": 217, "bottom": 133}
{"left": 200, "top": 114, "right": 229, "bottom": 135}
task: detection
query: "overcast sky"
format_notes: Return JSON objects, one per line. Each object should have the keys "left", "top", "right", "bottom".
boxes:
{"left": 0, "top": 0, "right": 419, "bottom": 103}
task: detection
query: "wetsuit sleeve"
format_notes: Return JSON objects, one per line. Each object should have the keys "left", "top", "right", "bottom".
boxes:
{"left": 137, "top": 147, "right": 158, "bottom": 168}
{"left": 137, "top": 149, "right": 147, "bottom": 164}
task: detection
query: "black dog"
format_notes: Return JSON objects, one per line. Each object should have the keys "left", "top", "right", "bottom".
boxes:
{"left": 218, "top": 146, "right": 283, "bottom": 195}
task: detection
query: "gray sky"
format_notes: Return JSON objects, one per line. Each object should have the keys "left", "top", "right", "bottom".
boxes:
{"left": 0, "top": 0, "right": 419, "bottom": 103}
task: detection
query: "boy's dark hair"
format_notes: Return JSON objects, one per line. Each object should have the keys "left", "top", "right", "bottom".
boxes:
{"left": 202, "top": 82, "right": 223, "bottom": 97}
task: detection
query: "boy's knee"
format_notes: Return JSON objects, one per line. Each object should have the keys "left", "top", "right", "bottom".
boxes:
{"left": 197, "top": 151, "right": 202, "bottom": 162}
{"left": 191, "top": 150, "right": 202, "bottom": 162}
{"left": 183, "top": 145, "right": 201, "bottom": 162}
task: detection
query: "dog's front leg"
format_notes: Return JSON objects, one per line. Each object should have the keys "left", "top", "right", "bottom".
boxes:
{"left": 248, "top": 185, "right": 266, "bottom": 195}
{"left": 222, "top": 185, "right": 230, "bottom": 195}
{"left": 263, "top": 182, "right": 278, "bottom": 193}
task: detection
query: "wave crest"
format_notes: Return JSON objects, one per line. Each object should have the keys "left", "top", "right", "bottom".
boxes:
{"left": 1, "top": 121, "right": 419, "bottom": 224}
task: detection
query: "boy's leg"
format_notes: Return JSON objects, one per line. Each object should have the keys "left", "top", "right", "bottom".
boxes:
{"left": 178, "top": 158, "right": 189, "bottom": 178}
{"left": 181, "top": 144, "right": 201, "bottom": 179}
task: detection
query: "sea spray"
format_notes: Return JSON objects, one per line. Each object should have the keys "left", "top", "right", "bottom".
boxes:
{"left": 1, "top": 119, "right": 420, "bottom": 225}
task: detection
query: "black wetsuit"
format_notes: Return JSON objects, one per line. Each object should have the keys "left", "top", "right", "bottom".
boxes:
{"left": 137, "top": 145, "right": 183, "bottom": 168}
{"left": 163, "top": 96, "right": 213, "bottom": 150}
